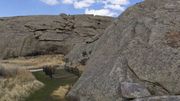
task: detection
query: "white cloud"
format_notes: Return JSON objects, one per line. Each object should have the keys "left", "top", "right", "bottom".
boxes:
{"left": 85, "top": 8, "right": 118, "bottom": 16}
{"left": 43, "top": 0, "right": 130, "bottom": 16}
{"left": 104, "top": 4, "right": 125, "bottom": 11}
{"left": 62, "top": 0, "right": 73, "bottom": 4}
{"left": 61, "top": 0, "right": 129, "bottom": 10}
{"left": 102, "top": 0, "right": 129, "bottom": 11}
{"left": 40, "top": 0, "right": 59, "bottom": 5}
{"left": 74, "top": 0, "right": 95, "bottom": 9}
{"left": 103, "top": 0, "right": 129, "bottom": 5}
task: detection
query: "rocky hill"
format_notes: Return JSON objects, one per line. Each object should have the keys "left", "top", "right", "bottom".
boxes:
{"left": 0, "top": 15, "right": 113, "bottom": 68}
{"left": 1, "top": 0, "right": 180, "bottom": 101}
{"left": 67, "top": 0, "right": 180, "bottom": 101}
{"left": 0, "top": 14, "right": 113, "bottom": 101}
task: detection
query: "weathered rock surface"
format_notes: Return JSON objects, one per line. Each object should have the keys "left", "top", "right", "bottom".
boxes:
{"left": 120, "top": 82, "right": 150, "bottom": 99}
{"left": 68, "top": 0, "right": 180, "bottom": 101}
{"left": 133, "top": 96, "right": 180, "bottom": 101}
{"left": 0, "top": 15, "right": 113, "bottom": 64}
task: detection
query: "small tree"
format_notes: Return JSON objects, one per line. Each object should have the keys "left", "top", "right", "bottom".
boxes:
{"left": 43, "top": 66, "right": 56, "bottom": 78}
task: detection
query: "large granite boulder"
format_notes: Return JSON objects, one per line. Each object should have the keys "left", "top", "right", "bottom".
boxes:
{"left": 0, "top": 15, "right": 113, "bottom": 61}
{"left": 68, "top": 0, "right": 180, "bottom": 101}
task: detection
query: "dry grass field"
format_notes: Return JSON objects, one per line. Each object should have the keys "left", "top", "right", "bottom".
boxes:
{"left": 0, "top": 54, "right": 80, "bottom": 101}
{"left": 51, "top": 85, "right": 71, "bottom": 100}
{"left": 0, "top": 65, "right": 44, "bottom": 101}
{"left": 0, "top": 54, "right": 65, "bottom": 70}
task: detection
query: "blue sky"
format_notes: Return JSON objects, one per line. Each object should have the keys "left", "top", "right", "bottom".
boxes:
{"left": 0, "top": 0, "right": 143, "bottom": 17}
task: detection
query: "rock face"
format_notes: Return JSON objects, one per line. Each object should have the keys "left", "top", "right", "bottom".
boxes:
{"left": 133, "top": 96, "right": 180, "bottom": 101}
{"left": 68, "top": 0, "right": 180, "bottom": 101}
{"left": 0, "top": 15, "right": 113, "bottom": 64}
{"left": 120, "top": 82, "right": 151, "bottom": 99}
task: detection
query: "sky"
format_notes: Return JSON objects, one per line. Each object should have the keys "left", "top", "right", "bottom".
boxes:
{"left": 0, "top": 0, "right": 144, "bottom": 17}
